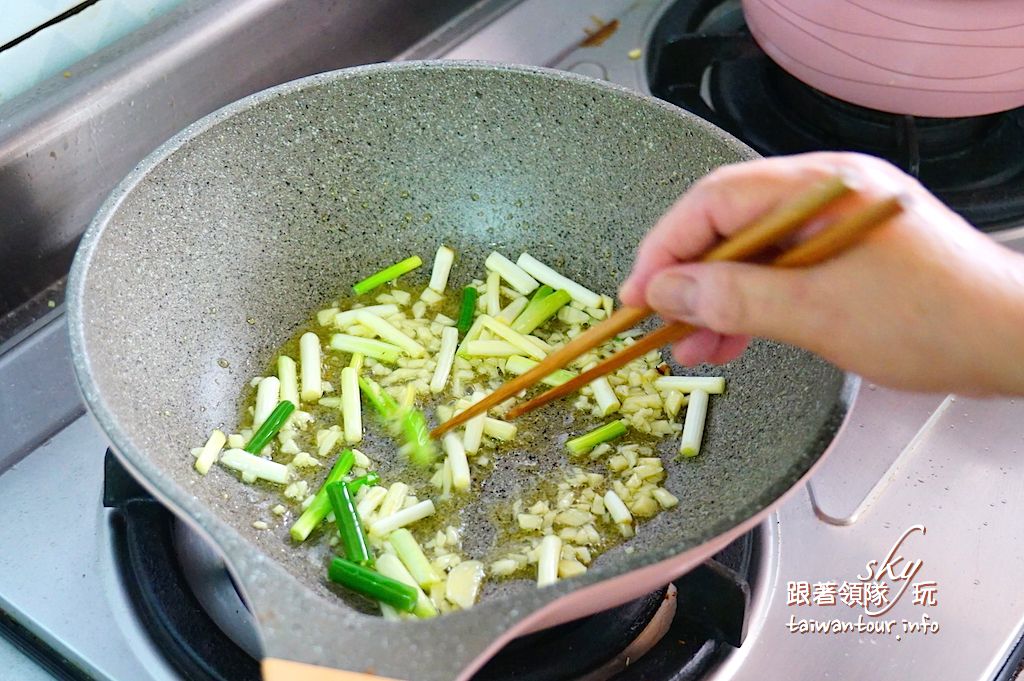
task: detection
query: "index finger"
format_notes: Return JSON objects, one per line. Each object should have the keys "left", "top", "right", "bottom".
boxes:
{"left": 618, "top": 154, "right": 846, "bottom": 306}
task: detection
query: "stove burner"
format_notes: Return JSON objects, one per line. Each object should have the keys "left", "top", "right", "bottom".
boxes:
{"left": 101, "top": 451, "right": 755, "bottom": 680}
{"left": 647, "top": 0, "right": 1024, "bottom": 231}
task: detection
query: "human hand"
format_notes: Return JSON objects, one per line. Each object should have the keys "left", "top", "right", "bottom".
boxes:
{"left": 619, "top": 152, "right": 1024, "bottom": 395}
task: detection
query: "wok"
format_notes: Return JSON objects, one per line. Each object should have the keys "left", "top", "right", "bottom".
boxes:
{"left": 67, "top": 61, "right": 854, "bottom": 680}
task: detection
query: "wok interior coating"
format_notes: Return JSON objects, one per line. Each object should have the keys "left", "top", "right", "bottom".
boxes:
{"left": 71, "top": 63, "right": 849, "bottom": 669}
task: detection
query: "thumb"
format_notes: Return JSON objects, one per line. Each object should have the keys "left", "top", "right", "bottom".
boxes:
{"left": 644, "top": 262, "right": 826, "bottom": 347}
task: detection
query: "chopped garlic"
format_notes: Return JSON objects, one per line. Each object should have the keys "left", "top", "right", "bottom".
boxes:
{"left": 290, "top": 451, "right": 320, "bottom": 468}
{"left": 446, "top": 560, "right": 484, "bottom": 609}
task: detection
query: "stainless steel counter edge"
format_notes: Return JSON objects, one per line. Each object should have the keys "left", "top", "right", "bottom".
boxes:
{"left": 0, "top": 0, "right": 479, "bottom": 332}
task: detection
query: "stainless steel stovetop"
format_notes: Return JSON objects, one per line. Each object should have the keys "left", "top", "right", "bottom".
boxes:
{"left": 2, "top": 1, "right": 1023, "bottom": 680}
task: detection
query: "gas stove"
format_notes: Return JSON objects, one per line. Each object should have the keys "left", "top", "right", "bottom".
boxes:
{"left": 2, "top": 1, "right": 1023, "bottom": 680}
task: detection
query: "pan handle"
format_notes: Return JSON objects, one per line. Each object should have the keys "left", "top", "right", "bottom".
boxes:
{"left": 263, "top": 658, "right": 405, "bottom": 681}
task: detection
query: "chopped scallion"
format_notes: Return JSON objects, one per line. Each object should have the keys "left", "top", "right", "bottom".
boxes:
{"left": 346, "top": 472, "right": 380, "bottom": 494}
{"left": 194, "top": 429, "right": 226, "bottom": 475}
{"left": 252, "top": 376, "right": 281, "bottom": 430}
{"left": 400, "top": 408, "right": 437, "bottom": 466}
{"left": 340, "top": 366, "right": 362, "bottom": 443}
{"left": 329, "top": 334, "right": 402, "bottom": 363}
{"left": 290, "top": 449, "right": 355, "bottom": 542}
{"left": 334, "top": 304, "right": 399, "bottom": 329}
{"left": 654, "top": 376, "right": 726, "bottom": 394}
{"left": 566, "top": 419, "right": 628, "bottom": 456}
{"left": 358, "top": 376, "right": 400, "bottom": 420}
{"left": 478, "top": 315, "right": 546, "bottom": 360}
{"left": 511, "top": 288, "right": 571, "bottom": 334}
{"left": 504, "top": 355, "right": 576, "bottom": 387}
{"left": 369, "top": 499, "right": 436, "bottom": 537}
{"left": 352, "top": 256, "right": 423, "bottom": 295}
{"left": 374, "top": 553, "right": 438, "bottom": 618}
{"left": 456, "top": 287, "right": 478, "bottom": 335}
{"left": 388, "top": 528, "right": 442, "bottom": 588}
{"left": 678, "top": 388, "right": 710, "bottom": 458}
{"left": 428, "top": 246, "right": 456, "bottom": 293}
{"left": 326, "top": 482, "right": 373, "bottom": 566}
{"left": 244, "top": 400, "right": 295, "bottom": 453}
{"left": 353, "top": 311, "right": 426, "bottom": 358}
{"left": 220, "top": 448, "right": 289, "bottom": 484}
{"left": 429, "top": 326, "right": 458, "bottom": 393}
{"left": 529, "top": 284, "right": 554, "bottom": 302}
{"left": 484, "top": 251, "right": 539, "bottom": 295}
{"left": 536, "top": 535, "right": 562, "bottom": 587}
{"left": 327, "top": 557, "right": 418, "bottom": 613}
{"left": 516, "top": 253, "right": 602, "bottom": 309}
{"left": 276, "top": 356, "right": 299, "bottom": 409}
{"left": 299, "top": 332, "right": 323, "bottom": 402}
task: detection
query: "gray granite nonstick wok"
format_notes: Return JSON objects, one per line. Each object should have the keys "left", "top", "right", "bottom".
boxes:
{"left": 67, "top": 61, "right": 855, "bottom": 680}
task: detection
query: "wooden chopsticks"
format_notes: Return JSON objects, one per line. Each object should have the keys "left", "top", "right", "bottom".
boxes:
{"left": 430, "top": 177, "right": 902, "bottom": 439}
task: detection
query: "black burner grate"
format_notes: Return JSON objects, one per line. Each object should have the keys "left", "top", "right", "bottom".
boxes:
{"left": 101, "top": 451, "right": 754, "bottom": 681}
{"left": 647, "top": 0, "right": 1024, "bottom": 231}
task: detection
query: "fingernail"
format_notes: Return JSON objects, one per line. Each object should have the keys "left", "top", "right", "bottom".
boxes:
{"left": 647, "top": 270, "right": 699, "bottom": 323}
{"left": 618, "top": 277, "right": 636, "bottom": 303}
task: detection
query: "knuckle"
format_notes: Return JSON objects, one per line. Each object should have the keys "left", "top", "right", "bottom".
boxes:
{"left": 697, "top": 266, "right": 748, "bottom": 333}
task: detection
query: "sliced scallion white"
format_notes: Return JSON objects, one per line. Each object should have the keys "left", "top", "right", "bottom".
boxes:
{"left": 388, "top": 528, "right": 442, "bottom": 587}
{"left": 485, "top": 270, "right": 501, "bottom": 316}
{"left": 455, "top": 314, "right": 487, "bottom": 356}
{"left": 220, "top": 448, "right": 289, "bottom": 484}
{"left": 277, "top": 356, "right": 300, "bottom": 409}
{"left": 536, "top": 535, "right": 562, "bottom": 587}
{"left": 504, "top": 355, "right": 576, "bottom": 387}
{"left": 462, "top": 340, "right": 522, "bottom": 357}
{"left": 340, "top": 366, "right": 362, "bottom": 443}
{"left": 589, "top": 377, "right": 620, "bottom": 416}
{"left": 654, "top": 376, "right": 725, "bottom": 394}
{"left": 462, "top": 393, "right": 486, "bottom": 455}
{"left": 194, "top": 429, "right": 226, "bottom": 475}
{"left": 430, "top": 326, "right": 458, "bottom": 393}
{"left": 299, "top": 333, "right": 323, "bottom": 402}
{"left": 496, "top": 296, "right": 529, "bottom": 324}
{"left": 253, "top": 376, "right": 281, "bottom": 430}
{"left": 354, "top": 311, "right": 426, "bottom": 358}
{"left": 444, "top": 433, "right": 471, "bottom": 492}
{"left": 483, "top": 417, "right": 517, "bottom": 441}
{"left": 334, "top": 304, "right": 399, "bottom": 329}
{"left": 516, "top": 253, "right": 602, "bottom": 309}
{"left": 679, "top": 388, "right": 709, "bottom": 457}
{"left": 375, "top": 553, "right": 438, "bottom": 618}
{"left": 369, "top": 499, "right": 436, "bottom": 537}
{"left": 329, "top": 334, "right": 402, "bottom": 363}
{"left": 484, "top": 251, "right": 539, "bottom": 295}
{"left": 477, "top": 315, "right": 546, "bottom": 360}
{"left": 428, "top": 245, "right": 456, "bottom": 293}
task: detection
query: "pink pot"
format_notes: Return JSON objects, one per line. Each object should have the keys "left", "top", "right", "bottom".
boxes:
{"left": 742, "top": 0, "right": 1024, "bottom": 116}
